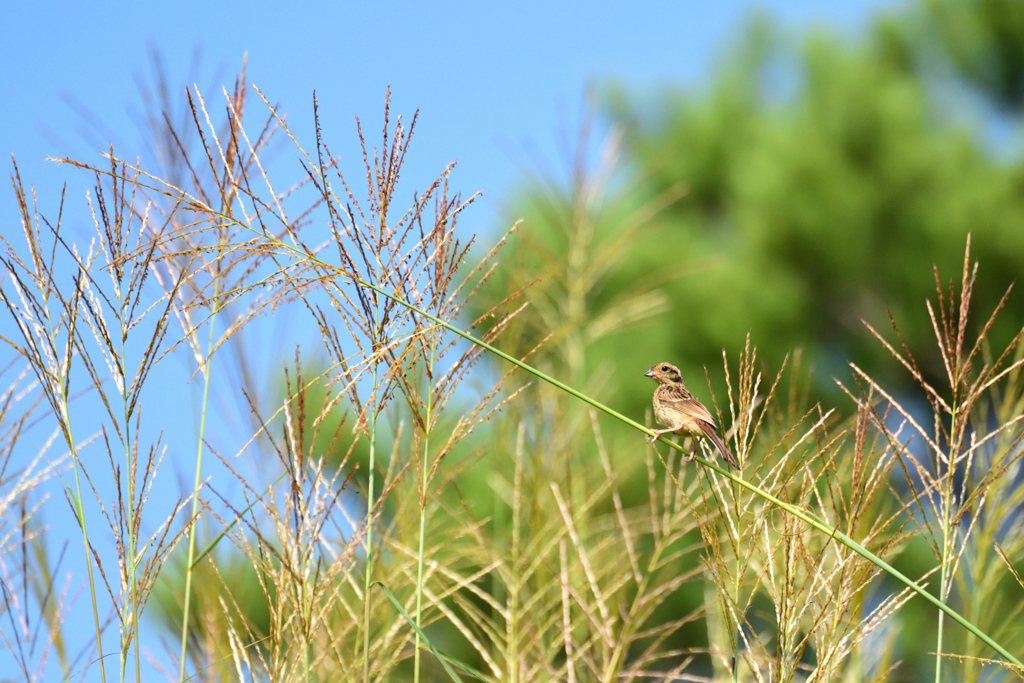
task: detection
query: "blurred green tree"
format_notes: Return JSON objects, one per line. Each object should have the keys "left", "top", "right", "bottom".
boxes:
{"left": 479, "top": 4, "right": 1024, "bottom": 677}
{"left": 922, "top": 0, "right": 1024, "bottom": 111}
{"left": 491, "top": 8, "right": 1024, "bottom": 420}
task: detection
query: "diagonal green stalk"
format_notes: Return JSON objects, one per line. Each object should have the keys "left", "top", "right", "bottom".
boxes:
{"left": 339, "top": 275, "right": 1022, "bottom": 669}
{"left": 375, "top": 581, "right": 494, "bottom": 682}
{"left": 190, "top": 472, "right": 288, "bottom": 569}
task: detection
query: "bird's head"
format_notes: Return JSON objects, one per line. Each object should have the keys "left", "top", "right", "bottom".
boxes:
{"left": 644, "top": 362, "right": 684, "bottom": 386}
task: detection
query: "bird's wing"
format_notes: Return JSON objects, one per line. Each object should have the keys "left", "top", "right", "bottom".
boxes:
{"left": 660, "top": 384, "right": 717, "bottom": 427}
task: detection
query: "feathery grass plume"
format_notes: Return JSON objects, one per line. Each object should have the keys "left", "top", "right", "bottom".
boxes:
{"left": 72, "top": 152, "right": 199, "bottom": 682}
{"left": 280, "top": 90, "right": 530, "bottom": 679}
{"left": 478, "top": 412, "right": 708, "bottom": 681}
{"left": 853, "top": 236, "right": 1024, "bottom": 682}
{"left": 5, "top": 66, "right": 262, "bottom": 678}
{"left": 0, "top": 365, "right": 75, "bottom": 681}
{"left": 190, "top": 353, "right": 375, "bottom": 681}
{"left": 683, "top": 338, "right": 909, "bottom": 682}
{"left": 2, "top": 160, "right": 111, "bottom": 680}
{"left": 454, "top": 119, "right": 719, "bottom": 680}
{"left": 13, "top": 157, "right": 196, "bottom": 678}
{"left": 288, "top": 92, "right": 531, "bottom": 682}
{"left": 111, "top": 59, "right": 286, "bottom": 679}
{"left": 985, "top": 543, "right": 1024, "bottom": 679}
{"left": 57, "top": 80, "right": 530, "bottom": 680}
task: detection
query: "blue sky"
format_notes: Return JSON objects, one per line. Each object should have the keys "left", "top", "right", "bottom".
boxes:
{"left": 2, "top": 1, "right": 896, "bottom": 679}
{"left": 4, "top": 1, "right": 895, "bottom": 226}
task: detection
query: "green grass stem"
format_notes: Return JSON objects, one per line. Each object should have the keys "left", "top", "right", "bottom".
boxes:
{"left": 178, "top": 299, "right": 219, "bottom": 682}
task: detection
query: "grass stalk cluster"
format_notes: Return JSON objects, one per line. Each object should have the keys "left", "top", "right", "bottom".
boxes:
{"left": 1, "top": 68, "right": 1022, "bottom": 681}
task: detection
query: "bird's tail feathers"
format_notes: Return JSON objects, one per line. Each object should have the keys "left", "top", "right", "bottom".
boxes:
{"left": 700, "top": 422, "right": 739, "bottom": 468}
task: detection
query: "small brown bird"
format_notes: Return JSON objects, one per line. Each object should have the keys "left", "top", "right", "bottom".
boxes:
{"left": 644, "top": 362, "right": 739, "bottom": 468}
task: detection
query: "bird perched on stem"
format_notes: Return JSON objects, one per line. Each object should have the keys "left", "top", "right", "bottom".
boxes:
{"left": 644, "top": 362, "right": 739, "bottom": 468}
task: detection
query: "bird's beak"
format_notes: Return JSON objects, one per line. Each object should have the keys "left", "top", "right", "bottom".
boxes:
{"left": 643, "top": 368, "right": 654, "bottom": 378}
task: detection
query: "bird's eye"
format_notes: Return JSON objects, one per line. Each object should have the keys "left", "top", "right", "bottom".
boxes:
{"left": 661, "top": 365, "right": 668, "bottom": 372}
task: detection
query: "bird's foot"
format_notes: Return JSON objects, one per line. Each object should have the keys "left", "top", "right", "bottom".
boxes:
{"left": 646, "top": 432, "right": 663, "bottom": 444}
